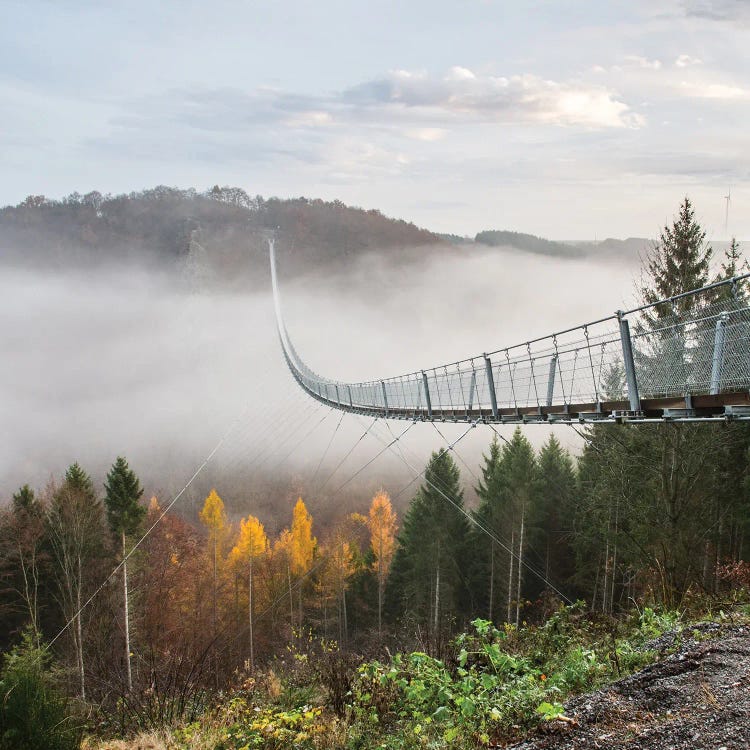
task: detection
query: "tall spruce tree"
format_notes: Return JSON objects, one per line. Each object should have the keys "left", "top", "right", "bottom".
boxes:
{"left": 498, "top": 429, "right": 537, "bottom": 625}
{"left": 46, "top": 463, "right": 105, "bottom": 700}
{"left": 103, "top": 457, "right": 144, "bottom": 692}
{"left": 642, "top": 196, "right": 711, "bottom": 317}
{"left": 471, "top": 436, "right": 506, "bottom": 621}
{"left": 535, "top": 435, "right": 576, "bottom": 600}
{"left": 385, "top": 450, "right": 469, "bottom": 640}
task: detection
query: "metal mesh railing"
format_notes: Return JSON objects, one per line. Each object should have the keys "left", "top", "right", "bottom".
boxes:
{"left": 270, "top": 239, "right": 750, "bottom": 422}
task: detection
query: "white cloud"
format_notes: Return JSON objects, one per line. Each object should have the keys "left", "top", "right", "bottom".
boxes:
{"left": 345, "top": 69, "right": 643, "bottom": 129}
{"left": 406, "top": 127, "right": 448, "bottom": 141}
{"left": 675, "top": 54, "right": 702, "bottom": 67}
{"left": 680, "top": 80, "right": 748, "bottom": 99}
{"left": 284, "top": 110, "right": 333, "bottom": 127}
{"left": 624, "top": 55, "right": 662, "bottom": 70}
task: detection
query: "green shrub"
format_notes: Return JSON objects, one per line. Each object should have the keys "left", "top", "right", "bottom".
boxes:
{"left": 0, "top": 631, "right": 82, "bottom": 750}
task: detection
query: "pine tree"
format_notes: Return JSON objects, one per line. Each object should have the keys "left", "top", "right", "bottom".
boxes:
{"left": 471, "top": 436, "right": 506, "bottom": 621}
{"left": 535, "top": 435, "right": 576, "bottom": 601}
{"left": 642, "top": 196, "right": 711, "bottom": 317}
{"left": 385, "top": 450, "right": 469, "bottom": 640}
{"left": 104, "top": 457, "right": 144, "bottom": 691}
{"left": 498, "top": 429, "right": 537, "bottom": 625}
{"left": 46, "top": 463, "right": 105, "bottom": 700}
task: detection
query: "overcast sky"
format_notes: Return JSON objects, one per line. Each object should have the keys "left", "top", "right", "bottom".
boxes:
{"left": 2, "top": 0, "right": 748, "bottom": 239}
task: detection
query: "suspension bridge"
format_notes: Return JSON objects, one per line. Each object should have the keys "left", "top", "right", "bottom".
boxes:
{"left": 270, "top": 239, "right": 750, "bottom": 424}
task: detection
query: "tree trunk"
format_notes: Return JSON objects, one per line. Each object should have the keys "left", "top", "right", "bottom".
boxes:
{"left": 488, "top": 540, "right": 494, "bottom": 621}
{"left": 342, "top": 586, "right": 348, "bottom": 650}
{"left": 377, "top": 535, "right": 384, "bottom": 640}
{"left": 515, "top": 508, "right": 524, "bottom": 627}
{"left": 507, "top": 530, "right": 515, "bottom": 623}
{"left": 287, "top": 563, "right": 294, "bottom": 631}
{"left": 248, "top": 556, "right": 254, "bottom": 671}
{"left": 76, "top": 555, "right": 85, "bottom": 700}
{"left": 122, "top": 530, "right": 133, "bottom": 692}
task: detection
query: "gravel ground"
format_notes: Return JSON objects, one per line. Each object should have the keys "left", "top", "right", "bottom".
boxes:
{"left": 505, "top": 624, "right": 750, "bottom": 749}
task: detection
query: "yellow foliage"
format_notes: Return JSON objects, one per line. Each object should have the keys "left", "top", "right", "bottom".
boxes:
{"left": 368, "top": 490, "right": 397, "bottom": 578}
{"left": 230, "top": 514, "right": 268, "bottom": 566}
{"left": 289, "top": 497, "right": 316, "bottom": 576}
{"left": 199, "top": 489, "right": 226, "bottom": 535}
{"left": 199, "top": 488, "right": 229, "bottom": 560}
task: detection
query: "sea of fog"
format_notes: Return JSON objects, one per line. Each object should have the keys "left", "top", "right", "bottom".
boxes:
{"left": 1, "top": 246, "right": 640, "bottom": 525}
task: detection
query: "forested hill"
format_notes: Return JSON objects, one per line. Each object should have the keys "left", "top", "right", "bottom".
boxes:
{"left": 0, "top": 186, "right": 444, "bottom": 283}
{"left": 475, "top": 228, "right": 650, "bottom": 263}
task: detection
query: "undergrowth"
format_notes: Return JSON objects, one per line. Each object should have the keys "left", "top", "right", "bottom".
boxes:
{"left": 85, "top": 601, "right": 731, "bottom": 750}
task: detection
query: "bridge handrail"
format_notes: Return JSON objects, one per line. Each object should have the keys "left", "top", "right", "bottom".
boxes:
{"left": 270, "top": 238, "right": 750, "bottom": 421}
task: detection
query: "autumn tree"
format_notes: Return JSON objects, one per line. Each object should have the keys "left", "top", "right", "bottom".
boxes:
{"left": 103, "top": 456, "right": 144, "bottom": 691}
{"left": 367, "top": 490, "right": 397, "bottom": 638}
{"left": 199, "top": 489, "right": 228, "bottom": 684}
{"left": 289, "top": 498, "right": 316, "bottom": 625}
{"left": 229, "top": 515, "right": 268, "bottom": 669}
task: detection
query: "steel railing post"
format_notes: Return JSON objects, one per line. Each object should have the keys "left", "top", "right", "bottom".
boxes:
{"left": 484, "top": 354, "right": 499, "bottom": 419}
{"left": 546, "top": 354, "right": 557, "bottom": 407}
{"left": 618, "top": 311, "right": 641, "bottom": 412}
{"left": 421, "top": 371, "right": 433, "bottom": 419}
{"left": 710, "top": 312, "right": 729, "bottom": 395}
{"left": 381, "top": 381, "right": 389, "bottom": 417}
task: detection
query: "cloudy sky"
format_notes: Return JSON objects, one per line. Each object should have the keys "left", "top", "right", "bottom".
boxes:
{"left": 2, "top": 0, "right": 748, "bottom": 238}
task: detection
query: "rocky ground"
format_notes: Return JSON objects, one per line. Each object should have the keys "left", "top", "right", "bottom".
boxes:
{"left": 507, "top": 623, "right": 750, "bottom": 749}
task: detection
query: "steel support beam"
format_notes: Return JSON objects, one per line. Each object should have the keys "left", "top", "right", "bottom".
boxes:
{"left": 618, "top": 312, "right": 641, "bottom": 412}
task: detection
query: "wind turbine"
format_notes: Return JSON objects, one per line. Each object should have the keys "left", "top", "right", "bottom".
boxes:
{"left": 725, "top": 188, "right": 731, "bottom": 234}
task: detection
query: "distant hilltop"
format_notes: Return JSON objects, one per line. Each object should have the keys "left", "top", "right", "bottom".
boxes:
{"left": 474, "top": 229, "right": 651, "bottom": 263}
{"left": 6, "top": 185, "right": 732, "bottom": 283}
{"left": 0, "top": 186, "right": 443, "bottom": 285}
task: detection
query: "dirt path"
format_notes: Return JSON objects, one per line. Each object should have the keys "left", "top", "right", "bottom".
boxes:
{"left": 507, "top": 624, "right": 750, "bottom": 749}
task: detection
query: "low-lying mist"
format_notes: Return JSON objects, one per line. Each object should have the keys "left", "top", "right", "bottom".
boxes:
{"left": 2, "top": 244, "right": 640, "bottom": 529}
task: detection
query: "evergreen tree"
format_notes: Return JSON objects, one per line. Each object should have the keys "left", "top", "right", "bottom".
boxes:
{"left": 642, "top": 196, "right": 711, "bottom": 318}
{"left": 497, "top": 429, "right": 537, "bottom": 625}
{"left": 11, "top": 486, "right": 37, "bottom": 515}
{"left": 471, "top": 436, "right": 506, "bottom": 621}
{"left": 535, "top": 435, "right": 576, "bottom": 599}
{"left": 103, "top": 457, "right": 144, "bottom": 692}
{"left": 46, "top": 463, "right": 105, "bottom": 700}
{"left": 385, "top": 450, "right": 469, "bottom": 641}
